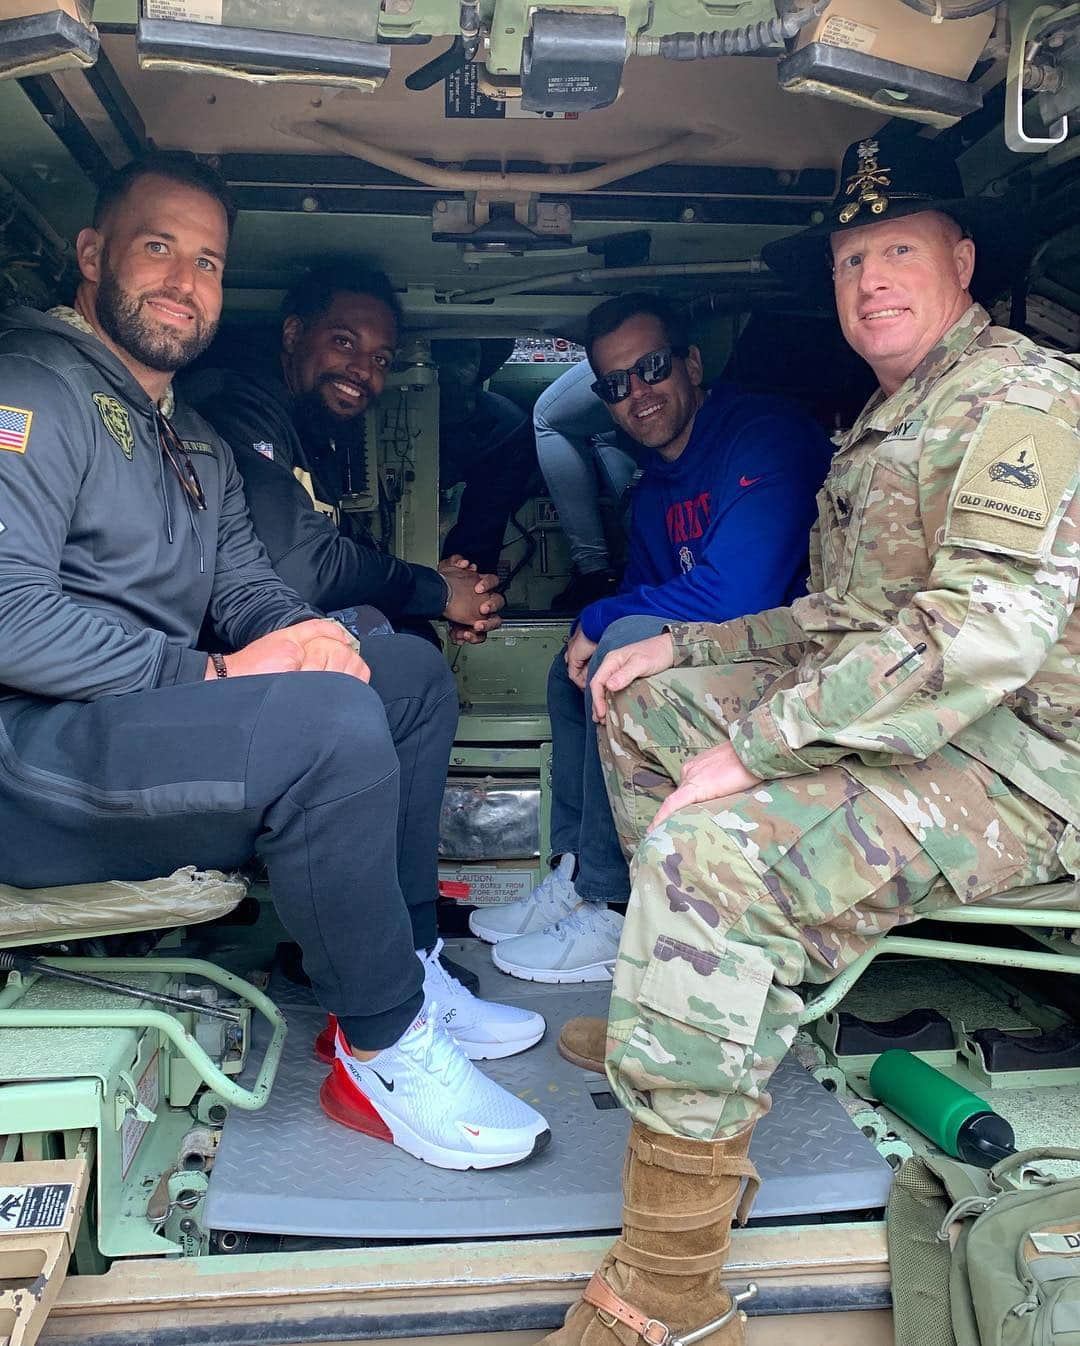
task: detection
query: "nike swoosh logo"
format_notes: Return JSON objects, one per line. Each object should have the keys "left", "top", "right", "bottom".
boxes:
{"left": 739, "top": 475, "right": 763, "bottom": 488}
{"left": 372, "top": 1071, "right": 395, "bottom": 1093}
{"left": 463, "top": 1125, "right": 480, "bottom": 1136}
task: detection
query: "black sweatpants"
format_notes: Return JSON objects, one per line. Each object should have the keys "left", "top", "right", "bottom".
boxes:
{"left": 0, "top": 633, "right": 457, "bottom": 1049}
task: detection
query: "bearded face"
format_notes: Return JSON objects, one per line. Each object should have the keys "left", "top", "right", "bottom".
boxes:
{"left": 78, "top": 172, "right": 228, "bottom": 379}
{"left": 95, "top": 247, "right": 219, "bottom": 373}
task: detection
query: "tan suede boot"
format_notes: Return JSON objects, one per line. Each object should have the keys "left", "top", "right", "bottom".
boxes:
{"left": 542, "top": 1121, "right": 759, "bottom": 1346}
{"left": 557, "top": 1015, "right": 607, "bottom": 1073}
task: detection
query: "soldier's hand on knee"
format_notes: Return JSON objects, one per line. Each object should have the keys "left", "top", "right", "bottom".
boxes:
{"left": 652, "top": 742, "right": 760, "bottom": 829}
{"left": 590, "top": 633, "right": 676, "bottom": 723}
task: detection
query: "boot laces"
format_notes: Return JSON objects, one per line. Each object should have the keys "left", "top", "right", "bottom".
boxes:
{"left": 531, "top": 861, "right": 575, "bottom": 920}
{"left": 552, "top": 903, "right": 607, "bottom": 939}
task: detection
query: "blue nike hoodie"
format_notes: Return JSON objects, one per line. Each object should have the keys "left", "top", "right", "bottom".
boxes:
{"left": 578, "top": 382, "right": 834, "bottom": 642}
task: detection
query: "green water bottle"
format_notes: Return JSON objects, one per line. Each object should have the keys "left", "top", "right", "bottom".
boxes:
{"left": 868, "top": 1049, "right": 1016, "bottom": 1167}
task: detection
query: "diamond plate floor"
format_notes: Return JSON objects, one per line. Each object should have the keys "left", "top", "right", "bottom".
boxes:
{"left": 206, "top": 940, "right": 892, "bottom": 1239}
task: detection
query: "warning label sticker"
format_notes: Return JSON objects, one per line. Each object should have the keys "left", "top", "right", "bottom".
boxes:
{"left": 438, "top": 865, "right": 535, "bottom": 906}
{"left": 443, "top": 63, "right": 578, "bottom": 119}
{"left": 820, "top": 16, "right": 878, "bottom": 51}
{"left": 445, "top": 64, "right": 505, "bottom": 119}
{"left": 0, "top": 1183, "right": 73, "bottom": 1233}
{"left": 143, "top": 0, "right": 223, "bottom": 25}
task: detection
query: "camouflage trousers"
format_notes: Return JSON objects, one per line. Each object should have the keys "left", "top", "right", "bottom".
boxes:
{"left": 597, "top": 648, "right": 1068, "bottom": 1140}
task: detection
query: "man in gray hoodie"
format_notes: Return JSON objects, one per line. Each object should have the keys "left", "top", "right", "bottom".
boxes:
{"left": 0, "top": 151, "right": 549, "bottom": 1170}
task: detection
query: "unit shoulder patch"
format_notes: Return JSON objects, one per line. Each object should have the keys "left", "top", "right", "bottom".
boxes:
{"left": 0, "top": 404, "right": 33, "bottom": 454}
{"left": 92, "top": 393, "right": 135, "bottom": 460}
{"left": 945, "top": 404, "right": 1079, "bottom": 559}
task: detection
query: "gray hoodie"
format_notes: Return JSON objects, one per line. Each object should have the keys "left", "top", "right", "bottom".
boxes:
{"left": 0, "top": 306, "right": 319, "bottom": 702}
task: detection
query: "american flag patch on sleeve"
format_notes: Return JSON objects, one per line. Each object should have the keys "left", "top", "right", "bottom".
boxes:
{"left": 0, "top": 405, "right": 32, "bottom": 454}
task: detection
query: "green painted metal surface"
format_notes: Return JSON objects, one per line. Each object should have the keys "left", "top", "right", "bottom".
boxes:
{"left": 453, "top": 622, "right": 566, "bottom": 708}
{"left": 0, "top": 958, "right": 285, "bottom": 1261}
{"left": 0, "top": 958, "right": 286, "bottom": 1110}
{"left": 89, "top": 0, "right": 778, "bottom": 47}
{"left": 800, "top": 917, "right": 1080, "bottom": 1026}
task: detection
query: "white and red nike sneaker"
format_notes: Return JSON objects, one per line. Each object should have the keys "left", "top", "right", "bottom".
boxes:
{"left": 315, "top": 940, "right": 545, "bottom": 1063}
{"left": 418, "top": 939, "right": 546, "bottom": 1059}
{"left": 318, "top": 1013, "right": 551, "bottom": 1169}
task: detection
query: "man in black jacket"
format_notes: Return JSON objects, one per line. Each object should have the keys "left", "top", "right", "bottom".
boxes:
{"left": 433, "top": 337, "right": 538, "bottom": 575}
{"left": 187, "top": 264, "right": 505, "bottom": 644}
{"left": 0, "top": 152, "right": 548, "bottom": 1170}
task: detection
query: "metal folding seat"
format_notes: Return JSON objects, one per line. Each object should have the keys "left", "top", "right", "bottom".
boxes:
{"left": 800, "top": 879, "right": 1080, "bottom": 1025}
{"left": 0, "top": 867, "right": 285, "bottom": 1109}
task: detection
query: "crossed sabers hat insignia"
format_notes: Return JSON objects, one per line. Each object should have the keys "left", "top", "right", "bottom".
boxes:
{"left": 838, "top": 138, "right": 892, "bottom": 225}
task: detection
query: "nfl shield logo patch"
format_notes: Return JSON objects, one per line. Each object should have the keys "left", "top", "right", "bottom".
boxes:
{"left": 253, "top": 441, "right": 274, "bottom": 460}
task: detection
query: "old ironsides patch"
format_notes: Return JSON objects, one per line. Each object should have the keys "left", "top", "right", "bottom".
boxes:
{"left": 92, "top": 393, "right": 135, "bottom": 460}
{"left": 957, "top": 434, "right": 1050, "bottom": 527}
{"left": 946, "top": 404, "right": 1078, "bottom": 559}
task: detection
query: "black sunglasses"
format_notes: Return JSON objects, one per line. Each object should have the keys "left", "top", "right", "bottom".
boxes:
{"left": 156, "top": 410, "right": 207, "bottom": 512}
{"left": 591, "top": 345, "right": 689, "bottom": 406}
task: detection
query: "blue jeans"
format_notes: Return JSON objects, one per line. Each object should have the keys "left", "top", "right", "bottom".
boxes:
{"left": 547, "top": 614, "right": 669, "bottom": 901}
{"left": 533, "top": 361, "right": 638, "bottom": 575}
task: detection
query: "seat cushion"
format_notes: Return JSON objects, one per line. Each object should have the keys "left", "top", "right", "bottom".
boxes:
{"left": 991, "top": 878, "right": 1080, "bottom": 913}
{"left": 0, "top": 866, "right": 246, "bottom": 945}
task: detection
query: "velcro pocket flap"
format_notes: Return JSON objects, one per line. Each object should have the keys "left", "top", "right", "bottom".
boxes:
{"left": 638, "top": 933, "right": 773, "bottom": 1048}
{"left": 1049, "top": 1282, "right": 1080, "bottom": 1342}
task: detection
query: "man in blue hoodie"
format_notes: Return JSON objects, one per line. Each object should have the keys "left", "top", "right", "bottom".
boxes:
{"left": 470, "top": 293, "right": 833, "bottom": 987}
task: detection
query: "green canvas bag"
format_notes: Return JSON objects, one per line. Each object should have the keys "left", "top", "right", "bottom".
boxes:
{"left": 888, "top": 1146, "right": 1080, "bottom": 1346}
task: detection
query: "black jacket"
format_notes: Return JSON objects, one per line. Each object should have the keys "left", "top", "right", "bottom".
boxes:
{"left": 185, "top": 356, "right": 450, "bottom": 619}
{"left": 0, "top": 307, "right": 318, "bottom": 702}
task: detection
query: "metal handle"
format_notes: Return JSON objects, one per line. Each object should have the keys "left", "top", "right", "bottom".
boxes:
{"left": 1005, "top": 0, "right": 1069, "bottom": 151}
{"left": 1, "top": 952, "right": 242, "bottom": 1022}
{"left": 0, "top": 956, "right": 287, "bottom": 1111}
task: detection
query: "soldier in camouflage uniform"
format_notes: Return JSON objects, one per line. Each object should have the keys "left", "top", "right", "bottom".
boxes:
{"left": 541, "top": 134, "right": 1080, "bottom": 1346}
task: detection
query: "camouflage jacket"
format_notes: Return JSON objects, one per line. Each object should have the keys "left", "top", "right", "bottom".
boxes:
{"left": 670, "top": 305, "right": 1080, "bottom": 845}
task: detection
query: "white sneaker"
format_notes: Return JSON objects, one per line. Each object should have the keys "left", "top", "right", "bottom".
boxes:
{"left": 419, "top": 939, "right": 546, "bottom": 1060}
{"left": 319, "top": 1013, "right": 551, "bottom": 1169}
{"left": 492, "top": 904, "right": 624, "bottom": 984}
{"left": 468, "top": 853, "right": 578, "bottom": 943}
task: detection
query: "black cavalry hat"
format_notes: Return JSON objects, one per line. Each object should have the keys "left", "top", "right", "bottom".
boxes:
{"left": 761, "top": 131, "right": 1028, "bottom": 305}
